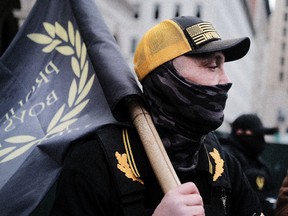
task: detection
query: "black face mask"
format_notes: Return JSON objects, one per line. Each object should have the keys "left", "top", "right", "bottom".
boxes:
{"left": 235, "top": 135, "right": 266, "bottom": 156}
{"left": 142, "top": 62, "right": 232, "bottom": 139}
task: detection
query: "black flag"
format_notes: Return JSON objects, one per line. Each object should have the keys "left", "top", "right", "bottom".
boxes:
{"left": 0, "top": 0, "right": 142, "bottom": 215}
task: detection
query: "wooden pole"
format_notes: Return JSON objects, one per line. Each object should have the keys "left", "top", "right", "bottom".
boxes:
{"left": 128, "top": 99, "right": 181, "bottom": 193}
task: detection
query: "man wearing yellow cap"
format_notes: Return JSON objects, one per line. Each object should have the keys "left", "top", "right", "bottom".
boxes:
{"left": 51, "top": 16, "right": 263, "bottom": 216}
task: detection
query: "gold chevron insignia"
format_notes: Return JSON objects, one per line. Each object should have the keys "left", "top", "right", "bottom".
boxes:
{"left": 115, "top": 152, "right": 144, "bottom": 184}
{"left": 209, "top": 148, "right": 224, "bottom": 181}
{"left": 256, "top": 176, "right": 265, "bottom": 190}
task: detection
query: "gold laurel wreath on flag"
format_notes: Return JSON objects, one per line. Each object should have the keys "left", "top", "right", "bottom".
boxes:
{"left": 0, "top": 21, "right": 94, "bottom": 163}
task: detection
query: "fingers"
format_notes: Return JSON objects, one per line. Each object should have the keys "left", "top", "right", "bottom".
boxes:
{"left": 182, "top": 193, "right": 203, "bottom": 206}
{"left": 186, "top": 205, "right": 205, "bottom": 216}
{"left": 176, "top": 182, "right": 201, "bottom": 195}
{"left": 153, "top": 182, "right": 205, "bottom": 216}
{"left": 166, "top": 182, "right": 203, "bottom": 206}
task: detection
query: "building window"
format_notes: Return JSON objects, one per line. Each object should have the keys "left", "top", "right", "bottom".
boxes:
{"left": 175, "top": 4, "right": 181, "bottom": 17}
{"left": 283, "top": 28, "right": 287, "bottom": 36}
{"left": 154, "top": 3, "right": 160, "bottom": 20}
{"left": 277, "top": 108, "right": 286, "bottom": 123}
{"left": 281, "top": 56, "right": 285, "bottom": 66}
{"left": 282, "top": 42, "right": 286, "bottom": 51}
{"left": 279, "top": 71, "right": 284, "bottom": 82}
{"left": 195, "top": 4, "right": 202, "bottom": 18}
{"left": 286, "top": 0, "right": 288, "bottom": 7}
{"left": 285, "top": 12, "right": 288, "bottom": 21}
{"left": 131, "top": 38, "right": 137, "bottom": 54}
{"left": 133, "top": 4, "right": 140, "bottom": 19}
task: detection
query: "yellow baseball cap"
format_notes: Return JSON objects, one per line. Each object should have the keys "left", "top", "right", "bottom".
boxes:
{"left": 134, "top": 16, "right": 250, "bottom": 81}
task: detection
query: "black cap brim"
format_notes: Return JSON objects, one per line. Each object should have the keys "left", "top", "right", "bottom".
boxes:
{"left": 253, "top": 127, "right": 279, "bottom": 135}
{"left": 187, "top": 37, "right": 250, "bottom": 62}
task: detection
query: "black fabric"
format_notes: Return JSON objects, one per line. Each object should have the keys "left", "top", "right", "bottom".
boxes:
{"left": 219, "top": 133, "right": 277, "bottom": 215}
{"left": 234, "top": 134, "right": 266, "bottom": 156}
{"left": 96, "top": 126, "right": 147, "bottom": 216}
{"left": 50, "top": 136, "right": 123, "bottom": 216}
{"left": 50, "top": 125, "right": 263, "bottom": 216}
{"left": 0, "top": 0, "right": 20, "bottom": 56}
{"left": 141, "top": 62, "right": 231, "bottom": 173}
{"left": 158, "top": 127, "right": 205, "bottom": 172}
{"left": 69, "top": 0, "right": 143, "bottom": 121}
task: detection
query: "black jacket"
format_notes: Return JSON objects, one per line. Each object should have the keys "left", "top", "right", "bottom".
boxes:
{"left": 219, "top": 133, "right": 276, "bottom": 215}
{"left": 50, "top": 124, "right": 263, "bottom": 216}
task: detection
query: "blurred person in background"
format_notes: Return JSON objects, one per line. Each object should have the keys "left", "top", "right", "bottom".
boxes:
{"left": 218, "top": 113, "right": 278, "bottom": 215}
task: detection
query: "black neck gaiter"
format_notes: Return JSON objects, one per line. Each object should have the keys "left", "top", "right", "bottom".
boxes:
{"left": 142, "top": 63, "right": 232, "bottom": 139}
{"left": 142, "top": 63, "right": 231, "bottom": 172}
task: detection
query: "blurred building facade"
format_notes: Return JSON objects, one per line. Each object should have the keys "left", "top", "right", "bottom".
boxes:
{"left": 4, "top": 0, "right": 286, "bottom": 138}
{"left": 260, "top": 0, "right": 288, "bottom": 143}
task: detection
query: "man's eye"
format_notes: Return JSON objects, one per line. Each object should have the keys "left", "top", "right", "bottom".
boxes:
{"left": 209, "top": 65, "right": 218, "bottom": 70}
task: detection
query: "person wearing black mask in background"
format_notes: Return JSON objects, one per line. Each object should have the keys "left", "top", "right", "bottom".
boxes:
{"left": 218, "top": 113, "right": 278, "bottom": 215}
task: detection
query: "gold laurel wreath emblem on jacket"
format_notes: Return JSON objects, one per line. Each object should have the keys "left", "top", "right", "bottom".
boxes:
{"left": 0, "top": 21, "right": 94, "bottom": 163}
{"left": 116, "top": 152, "right": 144, "bottom": 184}
{"left": 209, "top": 148, "right": 224, "bottom": 181}
{"left": 115, "top": 128, "right": 144, "bottom": 184}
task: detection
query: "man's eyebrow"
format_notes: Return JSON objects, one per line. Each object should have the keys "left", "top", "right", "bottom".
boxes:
{"left": 203, "top": 53, "right": 225, "bottom": 65}
{"left": 190, "top": 52, "right": 225, "bottom": 65}
{"left": 197, "top": 54, "right": 220, "bottom": 64}
{"left": 214, "top": 53, "right": 225, "bottom": 62}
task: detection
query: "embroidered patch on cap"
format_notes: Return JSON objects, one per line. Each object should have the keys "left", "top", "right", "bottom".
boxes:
{"left": 186, "top": 22, "right": 221, "bottom": 47}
